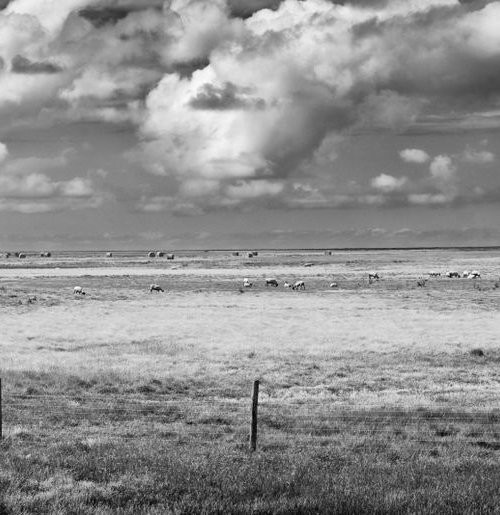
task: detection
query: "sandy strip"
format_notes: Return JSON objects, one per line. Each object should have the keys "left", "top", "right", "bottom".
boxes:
{"left": 0, "top": 264, "right": 344, "bottom": 279}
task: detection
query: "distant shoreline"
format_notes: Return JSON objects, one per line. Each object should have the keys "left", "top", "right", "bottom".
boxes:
{"left": 2, "top": 246, "right": 500, "bottom": 254}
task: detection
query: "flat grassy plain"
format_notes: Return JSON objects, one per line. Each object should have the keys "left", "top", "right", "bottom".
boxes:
{"left": 1, "top": 248, "right": 500, "bottom": 514}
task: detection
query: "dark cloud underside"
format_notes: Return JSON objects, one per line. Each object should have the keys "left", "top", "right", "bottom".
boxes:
{"left": 228, "top": 0, "right": 283, "bottom": 18}
{"left": 79, "top": 1, "right": 163, "bottom": 27}
{"left": 189, "top": 82, "right": 266, "bottom": 110}
{"left": 11, "top": 55, "right": 63, "bottom": 74}
{"left": 79, "top": 7, "right": 132, "bottom": 27}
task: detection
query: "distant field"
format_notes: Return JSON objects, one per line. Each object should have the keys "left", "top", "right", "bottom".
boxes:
{"left": 1, "top": 248, "right": 500, "bottom": 513}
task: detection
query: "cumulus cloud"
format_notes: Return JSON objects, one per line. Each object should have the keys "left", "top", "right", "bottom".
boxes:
{"left": 399, "top": 148, "right": 430, "bottom": 164}
{"left": 0, "top": 142, "right": 8, "bottom": 163}
{"left": 2, "top": 0, "right": 500, "bottom": 213}
{"left": 134, "top": 0, "right": 500, "bottom": 211}
{"left": 0, "top": 148, "right": 104, "bottom": 213}
{"left": 407, "top": 193, "right": 449, "bottom": 206}
{"left": 226, "top": 179, "right": 284, "bottom": 199}
{"left": 371, "top": 173, "right": 407, "bottom": 193}
{"left": 429, "top": 155, "right": 456, "bottom": 182}
{"left": 462, "top": 145, "right": 495, "bottom": 164}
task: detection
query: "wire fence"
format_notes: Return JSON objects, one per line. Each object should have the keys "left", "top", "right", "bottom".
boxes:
{"left": 2, "top": 380, "right": 500, "bottom": 450}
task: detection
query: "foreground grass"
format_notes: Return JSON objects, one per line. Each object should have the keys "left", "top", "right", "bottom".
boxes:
{"left": 2, "top": 367, "right": 500, "bottom": 514}
{"left": 2, "top": 433, "right": 500, "bottom": 514}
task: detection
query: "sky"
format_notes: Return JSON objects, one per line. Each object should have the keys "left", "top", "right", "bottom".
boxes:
{"left": 0, "top": 0, "right": 500, "bottom": 250}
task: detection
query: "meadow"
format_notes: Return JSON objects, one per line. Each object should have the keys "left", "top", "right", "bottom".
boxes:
{"left": 1, "top": 248, "right": 500, "bottom": 514}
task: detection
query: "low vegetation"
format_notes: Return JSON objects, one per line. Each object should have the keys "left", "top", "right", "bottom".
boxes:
{"left": 1, "top": 248, "right": 500, "bottom": 513}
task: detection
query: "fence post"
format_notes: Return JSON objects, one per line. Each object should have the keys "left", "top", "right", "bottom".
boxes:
{"left": 250, "top": 380, "right": 259, "bottom": 452}
{"left": 0, "top": 377, "right": 2, "bottom": 439}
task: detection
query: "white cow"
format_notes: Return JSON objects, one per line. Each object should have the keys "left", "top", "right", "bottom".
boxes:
{"left": 368, "top": 273, "right": 380, "bottom": 281}
{"left": 243, "top": 278, "right": 253, "bottom": 287}
{"left": 330, "top": 282, "right": 338, "bottom": 288}
{"left": 283, "top": 281, "right": 292, "bottom": 288}
{"left": 73, "top": 286, "right": 86, "bottom": 295}
{"left": 462, "top": 270, "right": 470, "bottom": 278}
{"left": 265, "top": 278, "right": 279, "bottom": 287}
{"left": 468, "top": 271, "right": 481, "bottom": 279}
{"left": 106, "top": 252, "right": 112, "bottom": 258}
{"left": 150, "top": 284, "right": 164, "bottom": 292}
{"left": 292, "top": 280, "right": 305, "bottom": 290}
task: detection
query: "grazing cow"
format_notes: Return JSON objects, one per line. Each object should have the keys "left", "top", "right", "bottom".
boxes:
{"left": 18, "top": 252, "right": 26, "bottom": 259}
{"left": 462, "top": 270, "right": 470, "bottom": 278}
{"left": 243, "top": 278, "right": 252, "bottom": 287}
{"left": 166, "top": 254, "right": 175, "bottom": 260}
{"left": 292, "top": 280, "right": 305, "bottom": 290}
{"left": 468, "top": 271, "right": 481, "bottom": 279}
{"left": 106, "top": 252, "right": 112, "bottom": 257}
{"left": 232, "top": 252, "right": 240, "bottom": 256}
{"left": 40, "top": 251, "right": 51, "bottom": 257}
{"left": 429, "top": 272, "right": 441, "bottom": 277}
{"left": 265, "top": 278, "right": 279, "bottom": 287}
{"left": 156, "top": 251, "right": 164, "bottom": 257}
{"left": 73, "top": 286, "right": 86, "bottom": 295}
{"left": 283, "top": 281, "right": 292, "bottom": 288}
{"left": 304, "top": 262, "right": 314, "bottom": 267}
{"left": 4, "top": 252, "right": 10, "bottom": 258}
{"left": 148, "top": 251, "right": 155, "bottom": 258}
{"left": 248, "top": 252, "right": 254, "bottom": 258}
{"left": 330, "top": 282, "right": 338, "bottom": 288}
{"left": 417, "top": 277, "right": 427, "bottom": 287}
{"left": 446, "top": 271, "right": 460, "bottom": 278}
{"left": 150, "top": 284, "right": 164, "bottom": 293}
{"left": 368, "top": 273, "right": 380, "bottom": 281}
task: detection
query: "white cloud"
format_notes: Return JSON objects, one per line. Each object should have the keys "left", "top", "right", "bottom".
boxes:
{"left": 462, "top": 146, "right": 495, "bottom": 164}
{"left": 399, "top": 148, "right": 430, "bottom": 164}
{"left": 429, "top": 154, "right": 456, "bottom": 182}
{"left": 408, "top": 193, "right": 449, "bottom": 206}
{"left": 225, "top": 180, "right": 284, "bottom": 199}
{"left": 2, "top": 0, "right": 500, "bottom": 212}
{"left": 0, "top": 173, "right": 95, "bottom": 199}
{"left": 371, "top": 173, "right": 407, "bottom": 193}
{"left": 6, "top": 0, "right": 90, "bottom": 34}
{"left": 0, "top": 142, "right": 8, "bottom": 163}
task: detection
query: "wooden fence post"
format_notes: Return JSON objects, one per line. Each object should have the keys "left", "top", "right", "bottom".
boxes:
{"left": 0, "top": 378, "right": 2, "bottom": 439}
{"left": 250, "top": 380, "right": 259, "bottom": 452}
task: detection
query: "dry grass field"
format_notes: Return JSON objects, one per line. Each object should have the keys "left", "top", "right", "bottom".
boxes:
{"left": 1, "top": 248, "right": 500, "bottom": 514}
